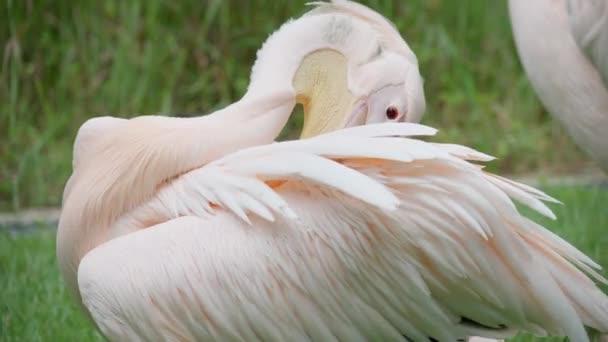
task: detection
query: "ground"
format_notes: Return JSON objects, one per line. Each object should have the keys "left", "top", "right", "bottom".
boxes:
{"left": 1, "top": 185, "right": 606, "bottom": 341}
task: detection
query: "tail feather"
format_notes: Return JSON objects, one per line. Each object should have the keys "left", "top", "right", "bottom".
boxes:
{"left": 482, "top": 172, "right": 608, "bottom": 333}
{"left": 428, "top": 138, "right": 608, "bottom": 336}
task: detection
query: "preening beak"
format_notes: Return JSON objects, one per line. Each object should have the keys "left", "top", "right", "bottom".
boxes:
{"left": 299, "top": 97, "right": 366, "bottom": 139}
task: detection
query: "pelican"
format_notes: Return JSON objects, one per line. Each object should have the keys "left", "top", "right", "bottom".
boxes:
{"left": 509, "top": 0, "right": 608, "bottom": 172}
{"left": 58, "top": 1, "right": 608, "bottom": 341}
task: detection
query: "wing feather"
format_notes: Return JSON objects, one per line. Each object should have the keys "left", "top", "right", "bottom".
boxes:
{"left": 79, "top": 123, "right": 608, "bottom": 341}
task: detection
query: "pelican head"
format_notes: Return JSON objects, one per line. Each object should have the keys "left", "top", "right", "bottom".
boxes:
{"left": 245, "top": 0, "right": 425, "bottom": 138}
{"left": 345, "top": 50, "right": 426, "bottom": 127}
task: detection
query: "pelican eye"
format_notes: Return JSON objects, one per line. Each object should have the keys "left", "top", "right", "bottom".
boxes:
{"left": 385, "top": 106, "right": 399, "bottom": 120}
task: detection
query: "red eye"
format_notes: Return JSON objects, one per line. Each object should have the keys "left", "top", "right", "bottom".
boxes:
{"left": 385, "top": 106, "right": 399, "bottom": 120}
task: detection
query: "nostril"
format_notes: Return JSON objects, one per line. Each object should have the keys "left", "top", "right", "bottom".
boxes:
{"left": 385, "top": 106, "right": 399, "bottom": 120}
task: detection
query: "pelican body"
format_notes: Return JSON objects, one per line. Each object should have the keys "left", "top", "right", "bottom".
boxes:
{"left": 57, "top": 1, "right": 608, "bottom": 341}
{"left": 509, "top": 0, "right": 608, "bottom": 172}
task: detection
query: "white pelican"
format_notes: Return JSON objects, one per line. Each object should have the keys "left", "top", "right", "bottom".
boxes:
{"left": 509, "top": 0, "right": 608, "bottom": 172}
{"left": 58, "top": 1, "right": 608, "bottom": 341}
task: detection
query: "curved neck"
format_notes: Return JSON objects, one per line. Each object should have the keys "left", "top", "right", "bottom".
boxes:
{"left": 57, "top": 11, "right": 385, "bottom": 300}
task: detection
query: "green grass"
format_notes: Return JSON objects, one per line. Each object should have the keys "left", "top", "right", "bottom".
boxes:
{"left": 0, "top": 228, "right": 103, "bottom": 341}
{"left": 0, "top": 0, "right": 591, "bottom": 211}
{"left": 1, "top": 185, "right": 607, "bottom": 341}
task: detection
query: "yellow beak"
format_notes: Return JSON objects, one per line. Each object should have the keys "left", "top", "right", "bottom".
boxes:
{"left": 293, "top": 49, "right": 358, "bottom": 139}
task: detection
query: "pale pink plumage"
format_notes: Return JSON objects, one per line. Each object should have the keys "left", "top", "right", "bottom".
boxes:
{"left": 76, "top": 123, "right": 608, "bottom": 341}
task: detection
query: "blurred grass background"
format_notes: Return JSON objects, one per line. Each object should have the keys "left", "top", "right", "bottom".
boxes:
{"left": 1, "top": 0, "right": 590, "bottom": 211}
{"left": 1, "top": 2, "right": 607, "bottom": 341}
